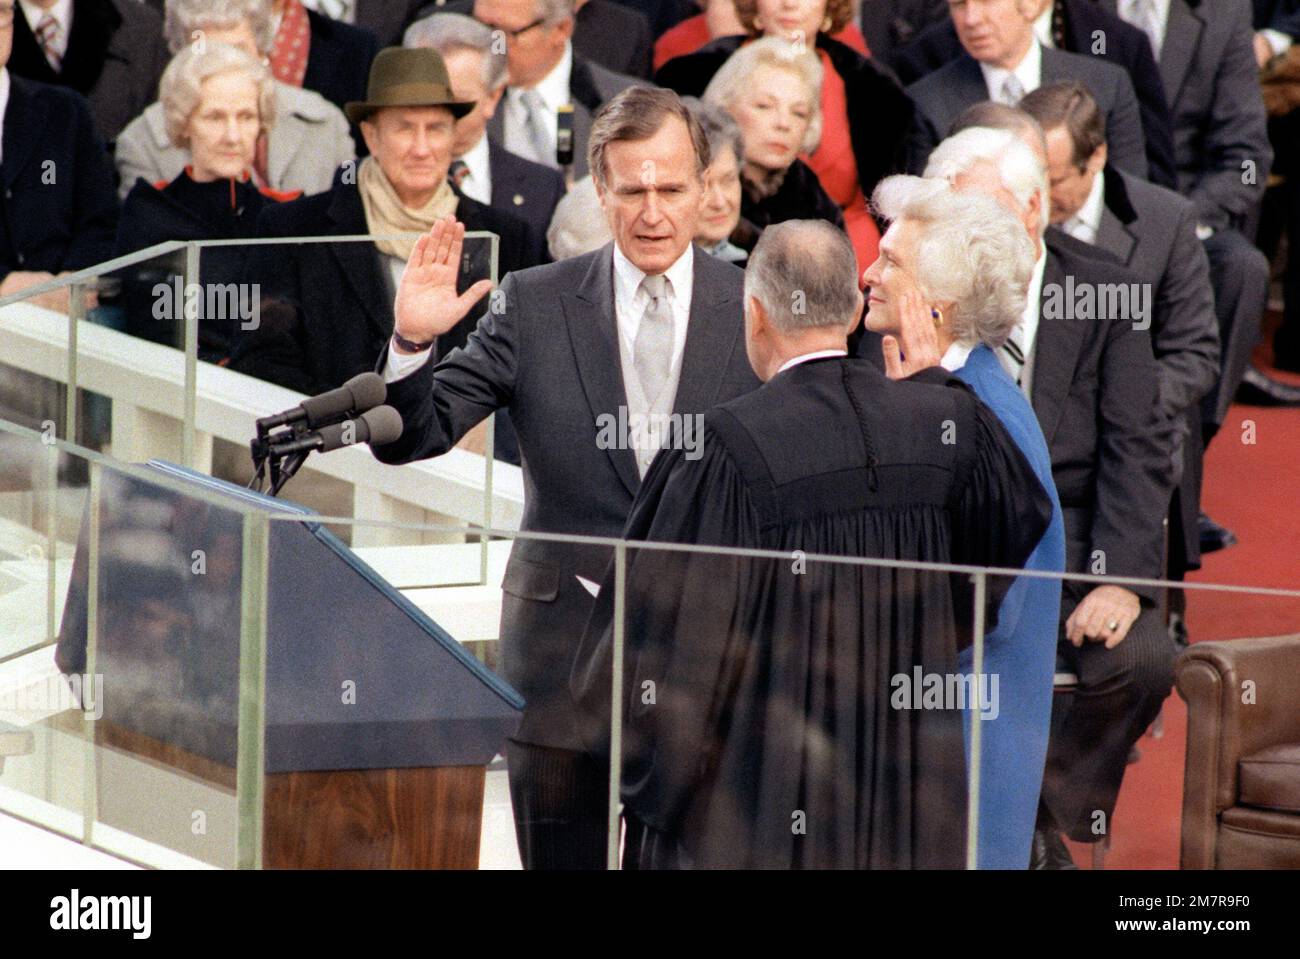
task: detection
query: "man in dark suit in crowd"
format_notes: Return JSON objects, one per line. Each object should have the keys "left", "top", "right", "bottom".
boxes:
{"left": 572, "top": 0, "right": 653, "bottom": 77}
{"left": 1019, "top": 84, "right": 1219, "bottom": 619}
{"left": 6, "top": 0, "right": 168, "bottom": 150}
{"left": 1105, "top": 0, "right": 1273, "bottom": 549}
{"left": 922, "top": 126, "right": 1175, "bottom": 868}
{"left": 860, "top": 0, "right": 950, "bottom": 64}
{"left": 471, "top": 0, "right": 640, "bottom": 179}
{"left": 894, "top": 0, "right": 1178, "bottom": 188}
{"left": 906, "top": 0, "right": 1150, "bottom": 179}
{"left": 405, "top": 11, "right": 566, "bottom": 263}
{"left": 368, "top": 86, "right": 761, "bottom": 868}
{"left": 293, "top": 0, "right": 382, "bottom": 114}
{"left": 0, "top": 3, "right": 118, "bottom": 312}
{"left": 232, "top": 48, "right": 533, "bottom": 399}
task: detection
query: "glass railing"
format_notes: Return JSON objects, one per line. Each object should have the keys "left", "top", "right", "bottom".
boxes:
{"left": 5, "top": 413, "right": 1296, "bottom": 869}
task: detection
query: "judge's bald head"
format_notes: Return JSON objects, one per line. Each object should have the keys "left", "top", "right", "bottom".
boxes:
{"left": 743, "top": 220, "right": 863, "bottom": 381}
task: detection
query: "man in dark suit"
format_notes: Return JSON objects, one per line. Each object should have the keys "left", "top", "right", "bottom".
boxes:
{"left": 405, "top": 11, "right": 566, "bottom": 263}
{"left": 893, "top": 0, "right": 1178, "bottom": 188}
{"left": 6, "top": 0, "right": 168, "bottom": 150}
{"left": 922, "top": 126, "right": 1175, "bottom": 868}
{"left": 1020, "top": 82, "right": 1220, "bottom": 614}
{"left": 232, "top": 48, "right": 534, "bottom": 399}
{"left": 369, "top": 86, "right": 761, "bottom": 868}
{"left": 472, "top": 0, "right": 640, "bottom": 179}
{"left": 906, "top": 0, "right": 1150, "bottom": 179}
{"left": 573, "top": 0, "right": 652, "bottom": 78}
{"left": 0, "top": 9, "right": 118, "bottom": 311}
{"left": 1105, "top": 0, "right": 1272, "bottom": 548}
{"left": 297, "top": 2, "right": 381, "bottom": 114}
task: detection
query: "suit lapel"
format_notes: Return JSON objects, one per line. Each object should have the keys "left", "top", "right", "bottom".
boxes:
{"left": 673, "top": 249, "right": 742, "bottom": 417}
{"left": 327, "top": 185, "right": 392, "bottom": 340}
{"left": 953, "top": 53, "right": 991, "bottom": 107}
{"left": 1157, "top": 0, "right": 1204, "bottom": 107}
{"left": 1031, "top": 249, "right": 1087, "bottom": 447}
{"left": 1096, "top": 205, "right": 1137, "bottom": 265}
{"left": 562, "top": 245, "right": 641, "bottom": 496}
{"left": 1, "top": 80, "right": 38, "bottom": 189}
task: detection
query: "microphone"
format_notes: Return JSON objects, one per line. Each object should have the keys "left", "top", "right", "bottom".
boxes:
{"left": 556, "top": 104, "right": 574, "bottom": 167}
{"left": 267, "top": 405, "right": 403, "bottom": 458}
{"left": 255, "top": 372, "right": 387, "bottom": 432}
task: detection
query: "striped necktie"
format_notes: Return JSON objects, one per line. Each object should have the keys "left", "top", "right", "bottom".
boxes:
{"left": 35, "top": 13, "right": 63, "bottom": 73}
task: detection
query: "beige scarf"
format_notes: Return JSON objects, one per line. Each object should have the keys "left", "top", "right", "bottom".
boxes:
{"left": 357, "top": 156, "right": 459, "bottom": 261}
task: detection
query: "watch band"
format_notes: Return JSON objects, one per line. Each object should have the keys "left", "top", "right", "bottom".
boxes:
{"left": 392, "top": 329, "right": 434, "bottom": 354}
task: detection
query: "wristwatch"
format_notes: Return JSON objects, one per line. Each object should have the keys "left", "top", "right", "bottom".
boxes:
{"left": 392, "top": 329, "right": 434, "bottom": 353}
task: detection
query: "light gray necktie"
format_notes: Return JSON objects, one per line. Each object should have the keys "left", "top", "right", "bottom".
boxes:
{"left": 634, "top": 274, "right": 674, "bottom": 402}
{"left": 999, "top": 74, "right": 1025, "bottom": 106}
{"left": 1124, "top": 0, "right": 1163, "bottom": 61}
{"left": 520, "top": 88, "right": 554, "bottom": 168}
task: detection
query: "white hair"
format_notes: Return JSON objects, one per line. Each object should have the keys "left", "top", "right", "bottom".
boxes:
{"left": 160, "top": 43, "right": 276, "bottom": 150}
{"left": 547, "top": 177, "right": 611, "bottom": 260}
{"left": 404, "top": 12, "right": 509, "bottom": 92}
{"left": 923, "top": 126, "right": 1051, "bottom": 237}
{"left": 164, "top": 0, "right": 274, "bottom": 55}
{"left": 872, "top": 175, "right": 1036, "bottom": 350}
{"left": 701, "top": 35, "right": 823, "bottom": 155}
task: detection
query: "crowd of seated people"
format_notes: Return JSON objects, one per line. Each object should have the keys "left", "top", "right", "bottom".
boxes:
{"left": 2, "top": 0, "right": 1297, "bottom": 870}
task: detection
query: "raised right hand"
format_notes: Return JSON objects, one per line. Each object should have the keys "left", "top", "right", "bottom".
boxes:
{"left": 392, "top": 216, "right": 494, "bottom": 352}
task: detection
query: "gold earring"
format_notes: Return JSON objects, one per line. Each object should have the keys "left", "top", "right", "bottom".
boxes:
{"left": 821, "top": 15, "right": 833, "bottom": 33}
{"left": 932, "top": 308, "right": 943, "bottom": 328}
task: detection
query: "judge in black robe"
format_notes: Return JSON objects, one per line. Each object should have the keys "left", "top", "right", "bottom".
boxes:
{"left": 570, "top": 221, "right": 1054, "bottom": 869}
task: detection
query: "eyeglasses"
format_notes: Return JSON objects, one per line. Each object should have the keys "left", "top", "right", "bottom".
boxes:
{"left": 475, "top": 14, "right": 548, "bottom": 40}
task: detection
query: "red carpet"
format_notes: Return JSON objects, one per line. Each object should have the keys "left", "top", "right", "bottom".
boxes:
{"left": 1065, "top": 321, "right": 1300, "bottom": 869}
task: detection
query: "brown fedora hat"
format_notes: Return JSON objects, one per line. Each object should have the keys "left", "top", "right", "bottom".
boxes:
{"left": 345, "top": 47, "right": 476, "bottom": 124}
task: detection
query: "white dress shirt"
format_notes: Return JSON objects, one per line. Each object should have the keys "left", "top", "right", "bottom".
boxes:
{"left": 1117, "top": 0, "right": 1171, "bottom": 59}
{"left": 384, "top": 243, "right": 696, "bottom": 384}
{"left": 1062, "top": 170, "right": 1106, "bottom": 245}
{"left": 776, "top": 349, "right": 848, "bottom": 375}
{"left": 979, "top": 40, "right": 1043, "bottom": 103}
{"left": 1033, "top": 5, "right": 1055, "bottom": 48}
{"left": 455, "top": 133, "right": 493, "bottom": 207}
{"left": 0, "top": 69, "right": 10, "bottom": 166}
{"left": 19, "top": 0, "right": 72, "bottom": 63}
{"left": 502, "top": 43, "right": 572, "bottom": 166}
{"left": 998, "top": 246, "right": 1048, "bottom": 395}
{"left": 939, "top": 341, "right": 975, "bottom": 372}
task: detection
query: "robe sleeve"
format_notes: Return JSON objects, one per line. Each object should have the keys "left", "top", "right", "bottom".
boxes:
{"left": 948, "top": 394, "right": 1056, "bottom": 638}
{"left": 569, "top": 425, "right": 763, "bottom": 834}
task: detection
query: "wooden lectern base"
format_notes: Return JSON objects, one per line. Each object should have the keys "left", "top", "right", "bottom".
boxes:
{"left": 76, "top": 718, "right": 487, "bottom": 869}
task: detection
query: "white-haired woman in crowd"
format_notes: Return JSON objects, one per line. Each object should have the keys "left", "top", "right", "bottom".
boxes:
{"left": 684, "top": 97, "right": 748, "bottom": 263}
{"left": 114, "top": 44, "right": 298, "bottom": 361}
{"left": 702, "top": 36, "right": 844, "bottom": 250}
{"left": 115, "top": 0, "right": 354, "bottom": 199}
{"left": 863, "top": 173, "right": 1067, "bottom": 872}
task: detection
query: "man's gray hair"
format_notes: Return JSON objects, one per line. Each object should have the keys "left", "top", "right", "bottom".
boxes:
{"left": 924, "top": 126, "right": 1051, "bottom": 236}
{"left": 160, "top": 43, "right": 277, "bottom": 150}
{"left": 949, "top": 101, "right": 1048, "bottom": 161}
{"left": 404, "top": 12, "right": 509, "bottom": 92}
{"left": 872, "top": 175, "right": 1036, "bottom": 350}
{"left": 744, "top": 220, "right": 860, "bottom": 332}
{"left": 547, "top": 177, "right": 612, "bottom": 260}
{"left": 164, "top": 0, "right": 274, "bottom": 55}
{"left": 702, "top": 36, "right": 824, "bottom": 155}
{"left": 588, "top": 86, "right": 710, "bottom": 189}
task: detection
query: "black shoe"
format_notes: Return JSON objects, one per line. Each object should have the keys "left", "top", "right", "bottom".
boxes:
{"left": 1030, "top": 828, "right": 1078, "bottom": 870}
{"left": 1198, "top": 512, "right": 1238, "bottom": 554}
{"left": 1168, "top": 611, "right": 1189, "bottom": 651}
{"left": 1236, "top": 366, "right": 1300, "bottom": 406}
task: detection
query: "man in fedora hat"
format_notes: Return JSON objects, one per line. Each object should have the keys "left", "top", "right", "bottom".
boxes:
{"left": 233, "top": 46, "right": 537, "bottom": 428}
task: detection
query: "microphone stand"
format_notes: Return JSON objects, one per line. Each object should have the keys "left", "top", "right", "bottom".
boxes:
{"left": 267, "top": 450, "right": 310, "bottom": 498}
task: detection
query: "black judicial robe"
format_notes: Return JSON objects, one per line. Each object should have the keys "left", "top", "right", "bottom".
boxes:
{"left": 570, "top": 356, "right": 1053, "bottom": 869}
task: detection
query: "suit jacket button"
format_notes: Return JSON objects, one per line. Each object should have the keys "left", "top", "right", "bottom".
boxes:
{"left": 4, "top": 189, "right": 11, "bottom": 199}
{"left": 15, "top": 252, "right": 24, "bottom": 264}
{"left": 512, "top": 194, "right": 524, "bottom": 205}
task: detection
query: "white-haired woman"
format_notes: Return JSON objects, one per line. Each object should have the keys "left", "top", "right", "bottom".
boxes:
{"left": 702, "top": 36, "right": 844, "bottom": 250}
{"left": 684, "top": 97, "right": 748, "bottom": 263}
{"left": 863, "top": 173, "right": 1067, "bottom": 872}
{"left": 115, "top": 0, "right": 354, "bottom": 199}
{"left": 114, "top": 44, "right": 298, "bottom": 361}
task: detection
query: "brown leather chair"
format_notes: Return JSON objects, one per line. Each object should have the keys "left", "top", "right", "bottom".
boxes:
{"left": 1176, "top": 635, "right": 1300, "bottom": 868}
